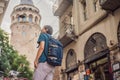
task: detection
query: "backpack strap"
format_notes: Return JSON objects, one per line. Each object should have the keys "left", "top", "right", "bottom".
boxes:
{"left": 44, "top": 33, "right": 51, "bottom": 58}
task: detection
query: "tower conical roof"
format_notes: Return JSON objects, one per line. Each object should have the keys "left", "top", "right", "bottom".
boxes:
{"left": 20, "top": 0, "right": 33, "bottom": 5}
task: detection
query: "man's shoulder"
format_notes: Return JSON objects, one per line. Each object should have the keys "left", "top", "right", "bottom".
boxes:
{"left": 40, "top": 33, "right": 49, "bottom": 39}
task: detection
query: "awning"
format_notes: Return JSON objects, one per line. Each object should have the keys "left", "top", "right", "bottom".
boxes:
{"left": 84, "top": 49, "right": 110, "bottom": 64}
{"left": 65, "top": 64, "right": 78, "bottom": 73}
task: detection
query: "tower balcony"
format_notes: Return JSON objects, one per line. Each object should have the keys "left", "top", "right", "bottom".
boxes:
{"left": 53, "top": 0, "right": 73, "bottom": 16}
{"left": 100, "top": 0, "right": 120, "bottom": 11}
{"left": 59, "top": 24, "right": 76, "bottom": 47}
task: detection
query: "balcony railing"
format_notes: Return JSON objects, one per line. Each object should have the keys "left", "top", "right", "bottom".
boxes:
{"left": 100, "top": 0, "right": 120, "bottom": 11}
{"left": 53, "top": 0, "right": 72, "bottom": 16}
{"left": 59, "top": 24, "right": 75, "bottom": 47}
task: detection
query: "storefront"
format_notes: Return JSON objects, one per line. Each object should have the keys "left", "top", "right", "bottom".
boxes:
{"left": 84, "top": 33, "right": 113, "bottom": 80}
{"left": 62, "top": 49, "right": 79, "bottom": 80}
{"left": 112, "top": 23, "right": 120, "bottom": 80}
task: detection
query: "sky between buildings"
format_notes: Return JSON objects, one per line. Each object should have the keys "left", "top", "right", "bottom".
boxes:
{"left": 1, "top": 0, "right": 59, "bottom": 36}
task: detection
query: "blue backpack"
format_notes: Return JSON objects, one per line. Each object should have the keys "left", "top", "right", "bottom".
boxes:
{"left": 46, "top": 34, "right": 63, "bottom": 66}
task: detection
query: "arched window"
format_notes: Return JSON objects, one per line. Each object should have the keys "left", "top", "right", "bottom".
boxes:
{"left": 22, "top": 7, "right": 27, "bottom": 10}
{"left": 117, "top": 23, "right": 120, "bottom": 43}
{"left": 66, "top": 49, "right": 77, "bottom": 68}
{"left": 35, "top": 16, "right": 38, "bottom": 23}
{"left": 22, "top": 14, "right": 27, "bottom": 22}
{"left": 16, "top": 14, "right": 20, "bottom": 22}
{"left": 18, "top": 16, "right": 20, "bottom": 22}
{"left": 29, "top": 8, "right": 32, "bottom": 11}
{"left": 35, "top": 10, "right": 38, "bottom": 13}
{"left": 84, "top": 32, "right": 108, "bottom": 59}
{"left": 16, "top": 8, "right": 22, "bottom": 11}
{"left": 29, "top": 14, "right": 33, "bottom": 22}
{"left": 22, "top": 16, "right": 26, "bottom": 22}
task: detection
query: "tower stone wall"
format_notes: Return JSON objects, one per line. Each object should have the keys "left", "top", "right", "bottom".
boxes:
{"left": 10, "top": 0, "right": 41, "bottom": 69}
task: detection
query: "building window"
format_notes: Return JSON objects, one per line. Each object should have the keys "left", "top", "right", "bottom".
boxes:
{"left": 35, "top": 10, "right": 38, "bottom": 13}
{"left": 22, "top": 16, "right": 26, "bottom": 22}
{"left": 66, "top": 49, "right": 77, "bottom": 68}
{"left": 22, "top": 7, "right": 27, "bottom": 10}
{"left": 68, "top": 12, "right": 73, "bottom": 25}
{"left": 84, "top": 32, "right": 108, "bottom": 59}
{"left": 29, "top": 14, "right": 33, "bottom": 22}
{"left": 22, "top": 31, "right": 26, "bottom": 36}
{"left": 93, "top": 0, "right": 99, "bottom": 12}
{"left": 81, "top": 0, "right": 87, "bottom": 21}
{"left": 83, "top": 0, "right": 87, "bottom": 21}
{"left": 29, "top": 8, "right": 32, "bottom": 11}
{"left": 16, "top": 8, "right": 22, "bottom": 11}
{"left": 18, "top": 16, "right": 20, "bottom": 22}
{"left": 35, "top": 16, "right": 38, "bottom": 23}
{"left": 93, "top": 1, "right": 97, "bottom": 12}
{"left": 19, "top": 14, "right": 26, "bottom": 22}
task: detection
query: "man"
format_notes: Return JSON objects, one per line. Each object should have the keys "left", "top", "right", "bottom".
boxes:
{"left": 33, "top": 25, "right": 55, "bottom": 80}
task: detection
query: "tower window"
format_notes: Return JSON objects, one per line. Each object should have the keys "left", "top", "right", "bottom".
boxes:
{"left": 18, "top": 16, "right": 20, "bottom": 22}
{"left": 29, "top": 8, "right": 32, "bottom": 11}
{"left": 29, "top": 14, "right": 33, "bottom": 22}
{"left": 16, "top": 14, "right": 20, "bottom": 22}
{"left": 35, "top": 10, "right": 38, "bottom": 13}
{"left": 22, "top": 16, "right": 26, "bottom": 22}
{"left": 35, "top": 16, "right": 38, "bottom": 23}
{"left": 19, "top": 15, "right": 26, "bottom": 22}
{"left": 22, "top": 31, "right": 26, "bottom": 36}
{"left": 16, "top": 8, "right": 22, "bottom": 11}
{"left": 22, "top": 7, "right": 27, "bottom": 10}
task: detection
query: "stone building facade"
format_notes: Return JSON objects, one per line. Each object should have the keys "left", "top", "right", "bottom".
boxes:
{"left": 53, "top": 0, "right": 120, "bottom": 80}
{"left": 0, "top": 0, "right": 10, "bottom": 25}
{"left": 10, "top": 0, "right": 41, "bottom": 68}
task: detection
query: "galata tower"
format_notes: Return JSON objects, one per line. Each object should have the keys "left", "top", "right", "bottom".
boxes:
{"left": 10, "top": 0, "right": 41, "bottom": 68}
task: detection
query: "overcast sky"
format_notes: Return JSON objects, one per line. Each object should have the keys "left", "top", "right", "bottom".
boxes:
{"left": 1, "top": 0, "right": 59, "bottom": 36}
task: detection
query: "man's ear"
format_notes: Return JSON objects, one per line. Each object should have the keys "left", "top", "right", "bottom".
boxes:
{"left": 46, "top": 29, "right": 48, "bottom": 32}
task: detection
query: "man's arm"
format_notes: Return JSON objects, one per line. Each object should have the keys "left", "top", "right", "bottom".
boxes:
{"left": 34, "top": 41, "right": 45, "bottom": 68}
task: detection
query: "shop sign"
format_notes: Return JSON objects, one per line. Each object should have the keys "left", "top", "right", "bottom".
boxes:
{"left": 112, "top": 62, "right": 120, "bottom": 72}
{"left": 86, "top": 69, "right": 91, "bottom": 75}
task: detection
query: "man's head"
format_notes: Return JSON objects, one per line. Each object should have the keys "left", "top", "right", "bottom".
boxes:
{"left": 41, "top": 25, "right": 53, "bottom": 35}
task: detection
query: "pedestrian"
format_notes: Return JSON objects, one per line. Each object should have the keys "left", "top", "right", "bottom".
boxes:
{"left": 33, "top": 25, "right": 54, "bottom": 80}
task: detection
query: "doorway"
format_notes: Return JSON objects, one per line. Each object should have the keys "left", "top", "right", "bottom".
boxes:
{"left": 84, "top": 32, "right": 113, "bottom": 80}
{"left": 89, "top": 57, "right": 112, "bottom": 80}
